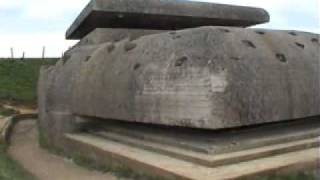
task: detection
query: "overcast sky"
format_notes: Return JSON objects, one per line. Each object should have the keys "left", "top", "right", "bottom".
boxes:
{"left": 0, "top": 0, "right": 319, "bottom": 58}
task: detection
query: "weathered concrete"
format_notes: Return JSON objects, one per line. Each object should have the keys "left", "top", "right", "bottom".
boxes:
{"left": 65, "top": 133, "right": 320, "bottom": 180}
{"left": 84, "top": 116, "right": 320, "bottom": 156}
{"left": 66, "top": 0, "right": 270, "bottom": 39}
{"left": 38, "top": 45, "right": 97, "bottom": 147}
{"left": 77, "top": 28, "right": 165, "bottom": 46}
{"left": 65, "top": 28, "right": 165, "bottom": 60}
{"left": 39, "top": 26, "right": 320, "bottom": 131}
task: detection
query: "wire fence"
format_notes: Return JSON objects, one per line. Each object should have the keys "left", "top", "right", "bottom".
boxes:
{"left": 2, "top": 46, "right": 64, "bottom": 60}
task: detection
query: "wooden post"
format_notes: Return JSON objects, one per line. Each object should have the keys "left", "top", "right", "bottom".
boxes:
{"left": 21, "top": 52, "right": 25, "bottom": 60}
{"left": 42, "top": 46, "right": 46, "bottom": 59}
{"left": 10, "top": 47, "right": 14, "bottom": 59}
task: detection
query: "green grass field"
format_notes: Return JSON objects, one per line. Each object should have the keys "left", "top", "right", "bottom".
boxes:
{"left": 0, "top": 58, "right": 57, "bottom": 106}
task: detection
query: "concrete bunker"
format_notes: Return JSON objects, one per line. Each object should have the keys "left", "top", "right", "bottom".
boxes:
{"left": 38, "top": 0, "right": 320, "bottom": 179}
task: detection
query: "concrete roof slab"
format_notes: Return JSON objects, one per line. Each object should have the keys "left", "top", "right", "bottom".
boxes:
{"left": 66, "top": 0, "right": 270, "bottom": 39}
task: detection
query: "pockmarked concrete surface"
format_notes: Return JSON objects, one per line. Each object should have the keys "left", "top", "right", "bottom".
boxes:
{"left": 66, "top": 0, "right": 269, "bottom": 39}
{"left": 8, "top": 120, "right": 117, "bottom": 180}
{"left": 77, "top": 28, "right": 165, "bottom": 46}
{"left": 39, "top": 26, "right": 320, "bottom": 135}
{"left": 66, "top": 28, "right": 166, "bottom": 57}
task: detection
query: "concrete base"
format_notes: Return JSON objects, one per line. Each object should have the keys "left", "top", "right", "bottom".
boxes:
{"left": 58, "top": 117, "right": 320, "bottom": 180}
{"left": 64, "top": 136, "right": 319, "bottom": 180}
{"left": 80, "top": 116, "right": 320, "bottom": 155}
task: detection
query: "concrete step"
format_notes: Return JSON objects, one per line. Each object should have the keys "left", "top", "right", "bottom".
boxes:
{"left": 92, "top": 131, "right": 320, "bottom": 167}
{"left": 65, "top": 133, "right": 320, "bottom": 180}
{"left": 83, "top": 116, "right": 320, "bottom": 154}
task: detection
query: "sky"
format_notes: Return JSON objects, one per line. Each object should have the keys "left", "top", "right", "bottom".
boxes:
{"left": 0, "top": 0, "right": 319, "bottom": 58}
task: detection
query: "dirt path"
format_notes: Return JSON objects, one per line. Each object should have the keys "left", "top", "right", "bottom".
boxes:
{"left": 8, "top": 119, "right": 117, "bottom": 180}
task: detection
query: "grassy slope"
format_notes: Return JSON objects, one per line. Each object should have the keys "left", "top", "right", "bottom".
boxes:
{"left": 0, "top": 59, "right": 57, "bottom": 105}
{"left": 0, "top": 58, "right": 57, "bottom": 180}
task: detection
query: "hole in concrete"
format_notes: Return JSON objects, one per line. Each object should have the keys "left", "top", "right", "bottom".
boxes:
{"left": 276, "top": 53, "right": 287, "bottom": 63}
{"left": 170, "top": 31, "right": 182, "bottom": 39}
{"left": 242, "top": 40, "right": 256, "bottom": 48}
{"left": 108, "top": 43, "right": 115, "bottom": 53}
{"left": 85, "top": 56, "right": 91, "bottom": 62}
{"left": 289, "top": 32, "right": 297, "bottom": 36}
{"left": 219, "top": 28, "right": 230, "bottom": 33}
{"left": 82, "top": 39, "right": 89, "bottom": 45}
{"left": 256, "top": 31, "right": 265, "bottom": 35}
{"left": 133, "top": 63, "right": 141, "bottom": 70}
{"left": 295, "top": 42, "right": 305, "bottom": 49}
{"left": 231, "top": 57, "right": 240, "bottom": 61}
{"left": 124, "top": 42, "right": 137, "bottom": 52}
{"left": 175, "top": 56, "right": 188, "bottom": 67}
{"left": 311, "top": 38, "right": 319, "bottom": 44}
{"left": 172, "top": 35, "right": 181, "bottom": 39}
{"left": 114, "top": 37, "right": 124, "bottom": 42}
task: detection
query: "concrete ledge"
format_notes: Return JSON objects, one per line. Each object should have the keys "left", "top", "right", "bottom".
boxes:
{"left": 0, "top": 116, "right": 12, "bottom": 144}
{"left": 65, "top": 133, "right": 320, "bottom": 180}
{"left": 0, "top": 114, "right": 38, "bottom": 144}
{"left": 94, "top": 131, "right": 320, "bottom": 167}
{"left": 66, "top": 0, "right": 270, "bottom": 39}
{"left": 84, "top": 116, "right": 320, "bottom": 154}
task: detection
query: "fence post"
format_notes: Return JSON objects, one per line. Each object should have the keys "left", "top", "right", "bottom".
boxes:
{"left": 21, "top": 52, "right": 25, "bottom": 60}
{"left": 42, "top": 46, "right": 46, "bottom": 59}
{"left": 10, "top": 47, "right": 14, "bottom": 59}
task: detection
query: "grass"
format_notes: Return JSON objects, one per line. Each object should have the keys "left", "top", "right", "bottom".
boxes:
{"left": 0, "top": 105, "right": 19, "bottom": 116}
{"left": 0, "top": 58, "right": 57, "bottom": 106}
{"left": 241, "top": 171, "right": 318, "bottom": 180}
{"left": 0, "top": 144, "right": 35, "bottom": 180}
{"left": 0, "top": 58, "right": 57, "bottom": 180}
